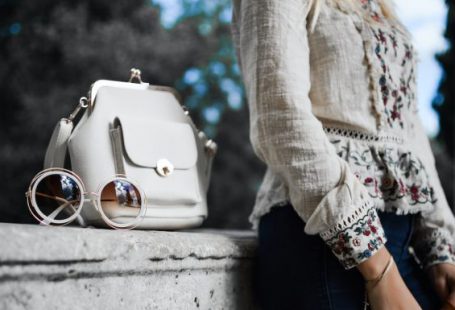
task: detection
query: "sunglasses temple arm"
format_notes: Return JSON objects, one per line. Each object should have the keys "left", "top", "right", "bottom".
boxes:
{"left": 40, "top": 203, "right": 70, "bottom": 225}
{"left": 40, "top": 201, "right": 86, "bottom": 227}
{"left": 75, "top": 205, "right": 88, "bottom": 227}
{"left": 34, "top": 192, "right": 87, "bottom": 227}
{"left": 35, "top": 192, "right": 71, "bottom": 204}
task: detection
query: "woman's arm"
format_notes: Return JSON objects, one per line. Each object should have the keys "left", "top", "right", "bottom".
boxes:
{"left": 407, "top": 115, "right": 455, "bottom": 269}
{"left": 407, "top": 114, "right": 455, "bottom": 305}
{"left": 358, "top": 246, "right": 422, "bottom": 309}
{"left": 231, "top": 0, "right": 386, "bottom": 270}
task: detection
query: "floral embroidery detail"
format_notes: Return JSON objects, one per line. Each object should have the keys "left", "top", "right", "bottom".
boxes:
{"left": 389, "top": 33, "right": 398, "bottom": 57}
{"left": 329, "top": 138, "right": 438, "bottom": 211}
{"left": 359, "top": 0, "right": 383, "bottom": 23}
{"left": 372, "top": 27, "right": 402, "bottom": 129}
{"left": 359, "top": 0, "right": 418, "bottom": 129}
{"left": 411, "top": 227, "right": 455, "bottom": 269}
{"left": 320, "top": 200, "right": 387, "bottom": 269}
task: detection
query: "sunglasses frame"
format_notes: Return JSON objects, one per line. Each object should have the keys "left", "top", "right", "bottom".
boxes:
{"left": 25, "top": 167, "right": 147, "bottom": 230}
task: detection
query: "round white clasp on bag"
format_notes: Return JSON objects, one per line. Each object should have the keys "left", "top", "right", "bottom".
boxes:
{"left": 156, "top": 158, "right": 174, "bottom": 177}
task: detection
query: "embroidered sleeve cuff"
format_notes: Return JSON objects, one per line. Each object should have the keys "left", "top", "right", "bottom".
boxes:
{"left": 319, "top": 200, "right": 387, "bottom": 270}
{"left": 413, "top": 228, "right": 455, "bottom": 269}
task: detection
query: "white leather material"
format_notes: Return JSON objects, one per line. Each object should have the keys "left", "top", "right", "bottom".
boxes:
{"left": 118, "top": 117, "right": 198, "bottom": 169}
{"left": 66, "top": 80, "right": 213, "bottom": 229}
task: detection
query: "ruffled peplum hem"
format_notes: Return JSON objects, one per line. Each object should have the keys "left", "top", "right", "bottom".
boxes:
{"left": 328, "top": 136, "right": 438, "bottom": 216}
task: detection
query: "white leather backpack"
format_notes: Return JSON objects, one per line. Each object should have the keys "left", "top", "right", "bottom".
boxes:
{"left": 43, "top": 68, "right": 217, "bottom": 230}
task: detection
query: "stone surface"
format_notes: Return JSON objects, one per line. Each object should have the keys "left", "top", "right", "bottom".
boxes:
{"left": 0, "top": 223, "right": 259, "bottom": 310}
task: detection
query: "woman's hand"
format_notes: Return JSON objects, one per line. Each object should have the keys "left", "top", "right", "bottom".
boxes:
{"left": 357, "top": 246, "right": 421, "bottom": 310}
{"left": 426, "top": 263, "right": 455, "bottom": 309}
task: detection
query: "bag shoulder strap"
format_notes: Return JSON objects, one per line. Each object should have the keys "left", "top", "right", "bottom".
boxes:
{"left": 42, "top": 117, "right": 87, "bottom": 227}
{"left": 43, "top": 118, "right": 73, "bottom": 169}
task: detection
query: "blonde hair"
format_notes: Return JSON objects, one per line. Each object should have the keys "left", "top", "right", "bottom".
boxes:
{"left": 376, "top": 0, "right": 399, "bottom": 20}
{"left": 308, "top": 0, "right": 404, "bottom": 33}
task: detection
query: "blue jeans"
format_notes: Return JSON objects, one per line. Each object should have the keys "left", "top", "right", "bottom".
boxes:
{"left": 254, "top": 201, "right": 442, "bottom": 309}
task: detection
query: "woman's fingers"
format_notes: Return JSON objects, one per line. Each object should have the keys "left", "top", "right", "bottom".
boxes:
{"left": 432, "top": 276, "right": 448, "bottom": 301}
{"left": 426, "top": 264, "right": 452, "bottom": 301}
{"left": 441, "top": 301, "right": 455, "bottom": 310}
{"left": 446, "top": 276, "right": 455, "bottom": 307}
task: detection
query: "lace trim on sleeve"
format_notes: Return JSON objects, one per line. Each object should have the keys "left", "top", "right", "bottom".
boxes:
{"left": 320, "top": 199, "right": 387, "bottom": 269}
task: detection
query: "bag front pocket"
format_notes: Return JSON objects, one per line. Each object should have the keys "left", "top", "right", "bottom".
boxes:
{"left": 112, "top": 116, "right": 202, "bottom": 206}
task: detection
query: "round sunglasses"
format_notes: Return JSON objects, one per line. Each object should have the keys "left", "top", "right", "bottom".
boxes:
{"left": 25, "top": 168, "right": 147, "bottom": 229}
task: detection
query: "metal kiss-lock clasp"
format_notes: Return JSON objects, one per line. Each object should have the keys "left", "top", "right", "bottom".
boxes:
{"left": 156, "top": 158, "right": 174, "bottom": 177}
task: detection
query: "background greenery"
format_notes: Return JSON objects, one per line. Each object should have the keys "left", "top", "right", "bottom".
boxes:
{"left": 0, "top": 0, "right": 453, "bottom": 228}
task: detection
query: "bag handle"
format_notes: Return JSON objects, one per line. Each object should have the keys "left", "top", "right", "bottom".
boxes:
{"left": 44, "top": 70, "right": 218, "bottom": 174}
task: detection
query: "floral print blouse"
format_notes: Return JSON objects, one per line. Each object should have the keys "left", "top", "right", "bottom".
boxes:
{"left": 231, "top": 0, "right": 455, "bottom": 270}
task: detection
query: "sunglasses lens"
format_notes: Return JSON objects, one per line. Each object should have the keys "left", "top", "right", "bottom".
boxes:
{"left": 99, "top": 179, "right": 143, "bottom": 226}
{"left": 32, "top": 173, "right": 82, "bottom": 223}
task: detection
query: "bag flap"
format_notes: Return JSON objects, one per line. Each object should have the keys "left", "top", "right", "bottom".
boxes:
{"left": 116, "top": 117, "right": 198, "bottom": 169}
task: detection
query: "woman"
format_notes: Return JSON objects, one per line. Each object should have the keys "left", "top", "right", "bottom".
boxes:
{"left": 231, "top": 0, "right": 455, "bottom": 309}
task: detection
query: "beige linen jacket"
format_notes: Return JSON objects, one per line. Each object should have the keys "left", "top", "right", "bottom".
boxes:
{"left": 231, "top": 0, "right": 455, "bottom": 270}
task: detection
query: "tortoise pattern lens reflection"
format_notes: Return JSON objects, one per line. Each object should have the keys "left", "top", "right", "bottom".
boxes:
{"left": 34, "top": 174, "right": 82, "bottom": 222}
{"left": 99, "top": 179, "right": 142, "bottom": 224}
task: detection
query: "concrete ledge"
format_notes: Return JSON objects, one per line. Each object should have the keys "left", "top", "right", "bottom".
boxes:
{"left": 0, "top": 223, "right": 259, "bottom": 310}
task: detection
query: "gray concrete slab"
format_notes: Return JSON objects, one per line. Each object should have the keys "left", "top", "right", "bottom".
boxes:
{"left": 0, "top": 223, "right": 259, "bottom": 310}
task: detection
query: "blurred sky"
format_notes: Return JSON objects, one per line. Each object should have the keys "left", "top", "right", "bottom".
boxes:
{"left": 153, "top": 0, "right": 449, "bottom": 137}
{"left": 394, "top": 0, "right": 448, "bottom": 137}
